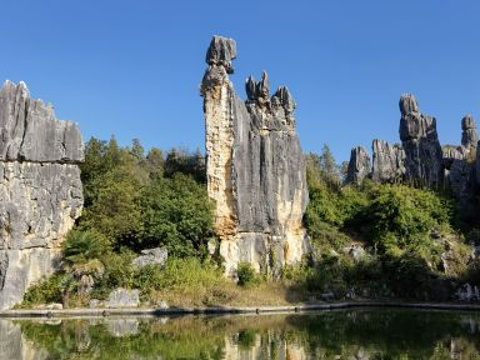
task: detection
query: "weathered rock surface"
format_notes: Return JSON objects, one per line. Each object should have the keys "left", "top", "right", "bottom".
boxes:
{"left": 442, "top": 145, "right": 475, "bottom": 204}
{"left": 399, "top": 94, "right": 444, "bottom": 186}
{"left": 371, "top": 140, "right": 405, "bottom": 183}
{"left": 461, "top": 115, "right": 478, "bottom": 153}
{"left": 0, "top": 81, "right": 83, "bottom": 309}
{"left": 106, "top": 288, "right": 140, "bottom": 308}
{"left": 201, "top": 36, "right": 309, "bottom": 276}
{"left": 132, "top": 248, "right": 168, "bottom": 270}
{"left": 345, "top": 146, "right": 371, "bottom": 185}
{"left": 0, "top": 81, "right": 84, "bottom": 162}
{"left": 348, "top": 95, "right": 475, "bottom": 197}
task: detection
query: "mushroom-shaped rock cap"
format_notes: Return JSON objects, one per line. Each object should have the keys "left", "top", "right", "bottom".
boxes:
{"left": 399, "top": 94, "right": 420, "bottom": 116}
{"left": 205, "top": 36, "right": 237, "bottom": 73}
{"left": 462, "top": 114, "right": 476, "bottom": 131}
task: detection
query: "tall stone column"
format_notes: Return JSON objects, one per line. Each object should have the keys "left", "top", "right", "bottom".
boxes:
{"left": 201, "top": 36, "right": 309, "bottom": 276}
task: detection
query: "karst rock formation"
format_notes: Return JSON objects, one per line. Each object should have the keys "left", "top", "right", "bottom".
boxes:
{"left": 0, "top": 81, "right": 84, "bottom": 309}
{"left": 201, "top": 36, "right": 309, "bottom": 276}
{"left": 346, "top": 94, "right": 479, "bottom": 208}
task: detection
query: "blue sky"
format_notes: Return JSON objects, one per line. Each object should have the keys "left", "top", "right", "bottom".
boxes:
{"left": 1, "top": 0, "right": 478, "bottom": 163}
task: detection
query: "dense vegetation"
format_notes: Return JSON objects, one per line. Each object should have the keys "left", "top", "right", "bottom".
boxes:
{"left": 21, "top": 138, "right": 480, "bottom": 308}
{"left": 299, "top": 148, "right": 478, "bottom": 300}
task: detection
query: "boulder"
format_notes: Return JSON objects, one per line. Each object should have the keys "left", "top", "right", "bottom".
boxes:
{"left": 132, "top": 248, "right": 168, "bottom": 270}
{"left": 106, "top": 288, "right": 140, "bottom": 308}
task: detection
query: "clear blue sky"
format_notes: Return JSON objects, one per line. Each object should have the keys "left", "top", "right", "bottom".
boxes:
{"left": 1, "top": 0, "right": 478, "bottom": 163}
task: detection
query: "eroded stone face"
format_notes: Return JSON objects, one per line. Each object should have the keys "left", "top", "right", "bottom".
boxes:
{"left": 399, "top": 94, "right": 443, "bottom": 187}
{"left": 346, "top": 146, "right": 371, "bottom": 185}
{"left": 201, "top": 36, "right": 309, "bottom": 276}
{"left": 371, "top": 140, "right": 405, "bottom": 183}
{"left": 0, "top": 81, "right": 83, "bottom": 309}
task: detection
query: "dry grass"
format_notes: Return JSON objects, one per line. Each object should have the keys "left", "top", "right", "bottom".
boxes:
{"left": 147, "top": 281, "right": 307, "bottom": 309}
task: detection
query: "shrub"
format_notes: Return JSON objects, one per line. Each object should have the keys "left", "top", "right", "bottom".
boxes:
{"left": 133, "top": 257, "right": 225, "bottom": 293}
{"left": 23, "top": 274, "right": 75, "bottom": 306}
{"left": 353, "top": 184, "right": 453, "bottom": 255}
{"left": 63, "top": 230, "right": 108, "bottom": 264}
{"left": 237, "top": 262, "right": 260, "bottom": 287}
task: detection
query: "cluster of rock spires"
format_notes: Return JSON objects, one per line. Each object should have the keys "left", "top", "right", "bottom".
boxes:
{"left": 0, "top": 81, "right": 84, "bottom": 309}
{"left": 346, "top": 94, "right": 479, "bottom": 207}
{"left": 201, "top": 36, "right": 309, "bottom": 276}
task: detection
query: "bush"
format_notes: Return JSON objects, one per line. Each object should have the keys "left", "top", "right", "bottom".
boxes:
{"left": 237, "top": 262, "right": 260, "bottom": 287}
{"left": 23, "top": 274, "right": 75, "bottom": 306}
{"left": 63, "top": 230, "right": 108, "bottom": 264}
{"left": 91, "top": 250, "right": 136, "bottom": 298}
{"left": 353, "top": 184, "right": 453, "bottom": 255}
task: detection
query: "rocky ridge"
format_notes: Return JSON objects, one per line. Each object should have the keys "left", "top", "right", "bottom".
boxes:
{"left": 201, "top": 36, "right": 309, "bottom": 276}
{"left": 346, "top": 94, "right": 479, "bottom": 206}
{"left": 0, "top": 81, "right": 83, "bottom": 309}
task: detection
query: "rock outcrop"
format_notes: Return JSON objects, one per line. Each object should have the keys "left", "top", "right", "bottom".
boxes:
{"left": 461, "top": 115, "right": 478, "bottom": 154}
{"left": 201, "top": 36, "right": 309, "bottom": 276}
{"left": 399, "top": 94, "right": 444, "bottom": 187}
{"left": 346, "top": 94, "right": 480, "bottom": 215}
{"left": 0, "top": 81, "right": 83, "bottom": 309}
{"left": 371, "top": 140, "right": 405, "bottom": 183}
{"left": 345, "top": 146, "right": 371, "bottom": 185}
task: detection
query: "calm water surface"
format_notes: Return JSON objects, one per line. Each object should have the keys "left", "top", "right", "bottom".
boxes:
{"left": 2, "top": 308, "right": 480, "bottom": 359}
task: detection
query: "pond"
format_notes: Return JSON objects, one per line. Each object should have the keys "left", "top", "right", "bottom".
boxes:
{"left": 2, "top": 308, "right": 480, "bottom": 359}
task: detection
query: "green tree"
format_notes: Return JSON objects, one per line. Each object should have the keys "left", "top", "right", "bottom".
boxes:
{"left": 138, "top": 174, "right": 214, "bottom": 257}
{"left": 145, "top": 147, "right": 164, "bottom": 180}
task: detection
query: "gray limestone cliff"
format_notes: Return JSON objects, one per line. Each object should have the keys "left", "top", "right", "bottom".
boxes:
{"left": 461, "top": 115, "right": 478, "bottom": 153}
{"left": 346, "top": 94, "right": 479, "bottom": 214}
{"left": 399, "top": 94, "right": 444, "bottom": 187}
{"left": 371, "top": 140, "right": 405, "bottom": 183}
{"left": 0, "top": 81, "right": 83, "bottom": 309}
{"left": 345, "top": 146, "right": 371, "bottom": 185}
{"left": 201, "top": 36, "right": 309, "bottom": 276}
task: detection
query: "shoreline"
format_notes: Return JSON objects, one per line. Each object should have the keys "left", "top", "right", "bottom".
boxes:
{"left": 3, "top": 300, "right": 480, "bottom": 320}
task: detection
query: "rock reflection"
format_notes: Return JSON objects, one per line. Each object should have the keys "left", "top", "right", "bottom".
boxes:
{"left": 1, "top": 309, "right": 479, "bottom": 359}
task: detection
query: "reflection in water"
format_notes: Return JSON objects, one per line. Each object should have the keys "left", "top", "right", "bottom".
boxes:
{"left": 1, "top": 309, "right": 479, "bottom": 359}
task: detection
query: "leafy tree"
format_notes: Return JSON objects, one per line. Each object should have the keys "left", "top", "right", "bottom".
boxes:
{"left": 145, "top": 147, "right": 164, "bottom": 180}
{"left": 137, "top": 174, "right": 214, "bottom": 257}
{"left": 165, "top": 147, "right": 206, "bottom": 183}
{"left": 130, "top": 138, "right": 145, "bottom": 161}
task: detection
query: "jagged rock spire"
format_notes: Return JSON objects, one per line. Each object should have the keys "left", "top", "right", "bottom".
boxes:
{"left": 461, "top": 114, "right": 478, "bottom": 150}
{"left": 345, "top": 146, "right": 371, "bottom": 185}
{"left": 371, "top": 140, "right": 405, "bottom": 183}
{"left": 205, "top": 36, "right": 237, "bottom": 73}
{"left": 201, "top": 36, "right": 308, "bottom": 277}
{"left": 399, "top": 94, "right": 443, "bottom": 186}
